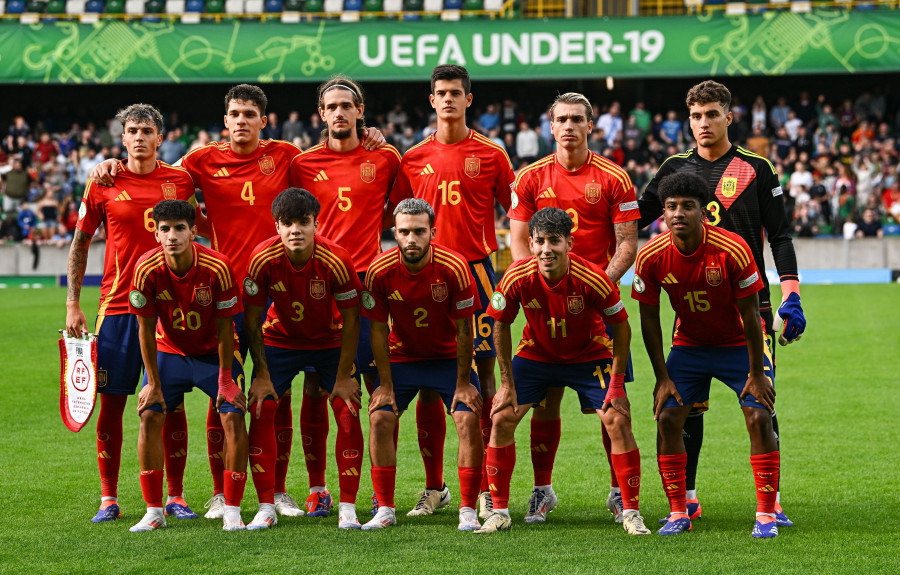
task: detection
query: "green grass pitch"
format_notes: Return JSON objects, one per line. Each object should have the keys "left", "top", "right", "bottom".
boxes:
{"left": 0, "top": 284, "right": 898, "bottom": 574}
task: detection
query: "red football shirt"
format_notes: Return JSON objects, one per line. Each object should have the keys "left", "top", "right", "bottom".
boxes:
{"left": 631, "top": 224, "right": 764, "bottom": 347}
{"left": 362, "top": 243, "right": 477, "bottom": 362}
{"left": 130, "top": 243, "right": 242, "bottom": 356}
{"left": 509, "top": 152, "right": 639, "bottom": 269}
{"left": 488, "top": 253, "right": 627, "bottom": 363}
{"left": 390, "top": 130, "right": 514, "bottom": 261}
{"left": 290, "top": 142, "right": 401, "bottom": 273}
{"left": 180, "top": 139, "right": 301, "bottom": 279}
{"left": 76, "top": 160, "right": 196, "bottom": 316}
{"left": 244, "top": 235, "right": 361, "bottom": 350}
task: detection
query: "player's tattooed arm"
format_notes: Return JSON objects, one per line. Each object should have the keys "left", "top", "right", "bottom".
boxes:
{"left": 491, "top": 321, "right": 518, "bottom": 417}
{"left": 605, "top": 221, "right": 638, "bottom": 284}
{"left": 65, "top": 229, "right": 92, "bottom": 337}
{"left": 639, "top": 302, "right": 681, "bottom": 420}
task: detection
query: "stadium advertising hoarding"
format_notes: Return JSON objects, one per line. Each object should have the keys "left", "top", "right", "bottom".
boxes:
{"left": 0, "top": 10, "right": 898, "bottom": 83}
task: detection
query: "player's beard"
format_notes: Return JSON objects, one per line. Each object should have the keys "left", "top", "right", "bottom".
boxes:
{"left": 330, "top": 127, "right": 352, "bottom": 140}
{"left": 400, "top": 243, "right": 429, "bottom": 265}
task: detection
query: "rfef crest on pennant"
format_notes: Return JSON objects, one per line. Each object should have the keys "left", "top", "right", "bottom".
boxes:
{"left": 310, "top": 279, "right": 326, "bottom": 300}
{"left": 360, "top": 162, "right": 376, "bottom": 183}
{"left": 584, "top": 183, "right": 601, "bottom": 204}
{"left": 259, "top": 156, "right": 275, "bottom": 175}
{"left": 161, "top": 183, "right": 177, "bottom": 200}
{"left": 465, "top": 157, "right": 480, "bottom": 178}
{"left": 567, "top": 295, "right": 584, "bottom": 314}
{"left": 706, "top": 266, "right": 723, "bottom": 287}
{"left": 194, "top": 286, "right": 212, "bottom": 306}
{"left": 431, "top": 282, "right": 448, "bottom": 302}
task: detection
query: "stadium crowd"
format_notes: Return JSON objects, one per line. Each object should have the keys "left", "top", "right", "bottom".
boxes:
{"left": 2, "top": 89, "right": 899, "bottom": 247}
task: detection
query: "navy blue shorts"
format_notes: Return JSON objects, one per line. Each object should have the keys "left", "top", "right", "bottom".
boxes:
{"left": 95, "top": 314, "right": 143, "bottom": 395}
{"left": 512, "top": 356, "right": 619, "bottom": 412}
{"left": 235, "top": 300, "right": 273, "bottom": 361}
{"left": 260, "top": 346, "right": 358, "bottom": 400}
{"left": 375, "top": 359, "right": 480, "bottom": 413}
{"left": 141, "top": 352, "right": 245, "bottom": 414}
{"left": 663, "top": 345, "right": 775, "bottom": 410}
{"left": 356, "top": 272, "right": 376, "bottom": 374}
{"left": 469, "top": 257, "right": 496, "bottom": 359}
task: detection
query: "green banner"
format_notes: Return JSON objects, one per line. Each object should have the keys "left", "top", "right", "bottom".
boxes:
{"left": 1, "top": 11, "right": 898, "bottom": 84}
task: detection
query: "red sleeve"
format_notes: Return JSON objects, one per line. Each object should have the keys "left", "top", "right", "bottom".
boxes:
{"left": 487, "top": 275, "right": 520, "bottom": 324}
{"left": 731, "top": 246, "right": 765, "bottom": 300}
{"left": 449, "top": 269, "right": 478, "bottom": 321}
{"left": 597, "top": 283, "right": 628, "bottom": 325}
{"left": 361, "top": 270, "right": 389, "bottom": 323}
{"left": 213, "top": 263, "right": 243, "bottom": 319}
{"left": 287, "top": 153, "right": 304, "bottom": 188}
{"left": 508, "top": 170, "right": 536, "bottom": 223}
{"left": 389, "top": 160, "right": 414, "bottom": 207}
{"left": 129, "top": 255, "right": 158, "bottom": 318}
{"left": 609, "top": 176, "right": 641, "bottom": 225}
{"left": 333, "top": 250, "right": 363, "bottom": 310}
{"left": 75, "top": 179, "right": 104, "bottom": 236}
{"left": 494, "top": 150, "right": 515, "bottom": 211}
{"left": 244, "top": 255, "right": 270, "bottom": 308}
{"left": 630, "top": 257, "right": 661, "bottom": 306}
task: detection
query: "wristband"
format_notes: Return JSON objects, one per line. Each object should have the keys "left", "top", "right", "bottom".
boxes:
{"left": 217, "top": 368, "right": 240, "bottom": 403}
{"left": 780, "top": 279, "right": 800, "bottom": 299}
{"left": 603, "top": 373, "right": 626, "bottom": 407}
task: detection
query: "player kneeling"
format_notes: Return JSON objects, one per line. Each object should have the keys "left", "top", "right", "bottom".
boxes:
{"left": 128, "top": 200, "right": 249, "bottom": 532}
{"left": 243, "top": 188, "right": 365, "bottom": 530}
{"left": 362, "top": 199, "right": 484, "bottom": 532}
{"left": 475, "top": 207, "right": 649, "bottom": 536}
{"left": 632, "top": 173, "right": 780, "bottom": 538}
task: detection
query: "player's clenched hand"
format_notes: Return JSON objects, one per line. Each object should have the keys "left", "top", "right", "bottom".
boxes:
{"left": 218, "top": 389, "right": 247, "bottom": 415}
{"left": 89, "top": 159, "right": 120, "bottom": 187}
{"left": 330, "top": 376, "right": 362, "bottom": 417}
{"left": 491, "top": 384, "right": 518, "bottom": 418}
{"left": 247, "top": 376, "right": 277, "bottom": 419}
{"left": 137, "top": 384, "right": 166, "bottom": 415}
{"left": 451, "top": 382, "right": 482, "bottom": 415}
{"left": 368, "top": 386, "right": 398, "bottom": 417}
{"left": 603, "top": 395, "right": 632, "bottom": 422}
{"left": 65, "top": 304, "right": 88, "bottom": 338}
{"left": 653, "top": 378, "right": 681, "bottom": 421}
{"left": 361, "top": 127, "right": 386, "bottom": 151}
{"left": 741, "top": 374, "right": 775, "bottom": 412}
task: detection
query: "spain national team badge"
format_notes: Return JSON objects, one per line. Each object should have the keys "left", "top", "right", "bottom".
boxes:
{"left": 194, "top": 285, "right": 212, "bottom": 306}
{"left": 722, "top": 177, "right": 737, "bottom": 198}
{"left": 431, "top": 282, "right": 448, "bottom": 303}
{"left": 567, "top": 295, "right": 584, "bottom": 314}
{"left": 259, "top": 156, "right": 275, "bottom": 175}
{"left": 465, "top": 157, "right": 480, "bottom": 179}
{"left": 706, "top": 266, "right": 723, "bottom": 287}
{"left": 360, "top": 162, "right": 376, "bottom": 183}
{"left": 584, "top": 182, "right": 601, "bottom": 204}
{"left": 161, "top": 183, "right": 177, "bottom": 200}
{"left": 310, "top": 279, "right": 326, "bottom": 300}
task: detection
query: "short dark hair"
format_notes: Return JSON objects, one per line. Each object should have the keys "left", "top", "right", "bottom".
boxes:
{"left": 393, "top": 198, "right": 435, "bottom": 226}
{"left": 152, "top": 199, "right": 195, "bottom": 227}
{"left": 116, "top": 104, "right": 164, "bottom": 132}
{"left": 685, "top": 80, "right": 731, "bottom": 111}
{"left": 271, "top": 188, "right": 320, "bottom": 223}
{"left": 224, "top": 84, "right": 268, "bottom": 115}
{"left": 431, "top": 65, "right": 471, "bottom": 95}
{"left": 316, "top": 75, "right": 367, "bottom": 142}
{"left": 657, "top": 172, "right": 709, "bottom": 206}
{"left": 529, "top": 207, "right": 573, "bottom": 238}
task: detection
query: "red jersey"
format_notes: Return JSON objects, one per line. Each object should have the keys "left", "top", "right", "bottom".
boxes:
{"left": 488, "top": 253, "right": 627, "bottom": 363}
{"left": 631, "top": 224, "right": 764, "bottom": 347}
{"left": 180, "top": 139, "right": 302, "bottom": 280}
{"left": 362, "top": 243, "right": 477, "bottom": 362}
{"left": 509, "top": 152, "right": 639, "bottom": 269}
{"left": 290, "top": 142, "right": 401, "bottom": 273}
{"left": 76, "top": 160, "right": 195, "bottom": 316}
{"left": 244, "top": 235, "right": 361, "bottom": 350}
{"left": 130, "top": 244, "right": 243, "bottom": 356}
{"left": 391, "top": 130, "right": 514, "bottom": 261}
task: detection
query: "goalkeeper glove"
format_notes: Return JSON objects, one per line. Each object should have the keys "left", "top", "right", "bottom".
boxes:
{"left": 772, "top": 292, "right": 806, "bottom": 346}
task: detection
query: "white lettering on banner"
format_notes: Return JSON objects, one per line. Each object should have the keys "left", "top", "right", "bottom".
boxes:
{"left": 359, "top": 35, "right": 386, "bottom": 67}
{"left": 472, "top": 34, "right": 500, "bottom": 66}
{"left": 392, "top": 34, "right": 414, "bottom": 67}
{"left": 417, "top": 34, "right": 439, "bottom": 66}
{"left": 559, "top": 32, "right": 584, "bottom": 64}
{"left": 532, "top": 32, "right": 559, "bottom": 65}
{"left": 439, "top": 34, "right": 466, "bottom": 65}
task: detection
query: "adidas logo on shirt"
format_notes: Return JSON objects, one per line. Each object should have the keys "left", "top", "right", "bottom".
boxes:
{"left": 538, "top": 188, "right": 557, "bottom": 200}
{"left": 420, "top": 164, "right": 434, "bottom": 176}
{"left": 271, "top": 282, "right": 286, "bottom": 292}
{"left": 313, "top": 170, "right": 329, "bottom": 182}
{"left": 213, "top": 168, "right": 230, "bottom": 177}
{"left": 662, "top": 274, "right": 678, "bottom": 284}
{"left": 114, "top": 191, "right": 132, "bottom": 201}
{"left": 156, "top": 290, "right": 173, "bottom": 301}
{"left": 388, "top": 290, "right": 403, "bottom": 301}
{"left": 524, "top": 299, "right": 541, "bottom": 309}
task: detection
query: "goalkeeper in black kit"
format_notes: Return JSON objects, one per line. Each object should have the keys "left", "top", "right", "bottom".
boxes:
{"left": 637, "top": 80, "right": 806, "bottom": 527}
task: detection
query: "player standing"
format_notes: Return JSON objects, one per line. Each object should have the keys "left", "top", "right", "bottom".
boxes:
{"left": 361, "top": 199, "right": 484, "bottom": 531}
{"left": 476, "top": 207, "right": 648, "bottom": 536}
{"left": 507, "top": 92, "right": 639, "bottom": 524}
{"left": 637, "top": 81, "right": 805, "bottom": 526}
{"left": 243, "top": 188, "right": 364, "bottom": 530}
{"left": 632, "top": 172, "right": 780, "bottom": 538}
{"left": 390, "top": 65, "right": 514, "bottom": 518}
{"left": 289, "top": 76, "right": 400, "bottom": 518}
{"left": 128, "top": 199, "right": 249, "bottom": 532}
{"left": 65, "top": 104, "right": 198, "bottom": 522}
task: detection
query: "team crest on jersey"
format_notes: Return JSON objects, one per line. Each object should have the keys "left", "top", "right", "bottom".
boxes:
{"left": 194, "top": 285, "right": 212, "bottom": 306}
{"left": 584, "top": 183, "right": 602, "bottom": 204}
{"left": 431, "top": 282, "right": 448, "bottom": 303}
{"left": 567, "top": 295, "right": 584, "bottom": 315}
{"left": 161, "top": 183, "right": 177, "bottom": 200}
{"left": 360, "top": 162, "right": 376, "bottom": 183}
{"left": 259, "top": 156, "right": 275, "bottom": 175}
{"left": 310, "top": 279, "right": 326, "bottom": 300}
{"left": 465, "top": 157, "right": 480, "bottom": 178}
{"left": 722, "top": 177, "right": 737, "bottom": 198}
{"left": 705, "top": 266, "right": 723, "bottom": 287}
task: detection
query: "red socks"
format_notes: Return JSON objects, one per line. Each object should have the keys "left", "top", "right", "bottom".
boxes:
{"left": 371, "top": 466, "right": 396, "bottom": 508}
{"left": 485, "top": 443, "right": 516, "bottom": 510}
{"left": 139, "top": 469, "right": 164, "bottom": 509}
{"left": 249, "top": 400, "right": 278, "bottom": 505}
{"left": 611, "top": 449, "right": 641, "bottom": 511}
{"left": 300, "top": 391, "right": 329, "bottom": 488}
{"left": 206, "top": 399, "right": 225, "bottom": 495}
{"left": 750, "top": 451, "right": 780, "bottom": 514}
{"left": 416, "top": 399, "right": 446, "bottom": 488}
{"left": 333, "top": 399, "right": 364, "bottom": 504}
{"left": 163, "top": 407, "right": 188, "bottom": 497}
{"left": 274, "top": 393, "right": 293, "bottom": 493}
{"left": 96, "top": 393, "right": 127, "bottom": 499}
{"left": 480, "top": 396, "right": 493, "bottom": 492}
{"left": 602, "top": 424, "right": 619, "bottom": 489}
{"left": 224, "top": 470, "right": 247, "bottom": 507}
{"left": 658, "top": 453, "right": 688, "bottom": 514}
{"left": 530, "top": 418, "right": 561, "bottom": 486}
{"left": 458, "top": 466, "right": 482, "bottom": 510}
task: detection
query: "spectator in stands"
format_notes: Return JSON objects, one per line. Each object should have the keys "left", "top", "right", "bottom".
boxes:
{"left": 789, "top": 161, "right": 813, "bottom": 205}
{"left": 476, "top": 104, "right": 500, "bottom": 135}
{"left": 515, "top": 121, "right": 540, "bottom": 166}
{"left": 34, "top": 133, "right": 58, "bottom": 166}
{"left": 770, "top": 96, "right": 791, "bottom": 130}
{"left": 796, "top": 91, "right": 816, "bottom": 128}
{"left": 2, "top": 157, "right": 31, "bottom": 214}
{"left": 305, "top": 113, "right": 323, "bottom": 143}
{"left": 159, "top": 128, "right": 186, "bottom": 165}
{"left": 659, "top": 110, "right": 681, "bottom": 147}
{"left": 57, "top": 131, "right": 75, "bottom": 158}
{"left": 785, "top": 110, "right": 803, "bottom": 142}
{"left": 77, "top": 147, "right": 103, "bottom": 188}
{"left": 882, "top": 179, "right": 900, "bottom": 222}
{"left": 503, "top": 131, "right": 518, "bottom": 166}
{"left": 728, "top": 106, "right": 750, "bottom": 145}
{"left": 855, "top": 207, "right": 883, "bottom": 238}
{"left": 0, "top": 210, "right": 23, "bottom": 242}
{"left": 629, "top": 101, "right": 651, "bottom": 135}
{"left": 774, "top": 127, "right": 794, "bottom": 163}
{"left": 596, "top": 101, "right": 623, "bottom": 147}
{"left": 838, "top": 99, "right": 858, "bottom": 139}
{"left": 262, "top": 111, "right": 282, "bottom": 140}
{"left": 487, "top": 126, "right": 504, "bottom": 149}
{"left": 281, "top": 111, "right": 304, "bottom": 144}
{"left": 9, "top": 116, "right": 30, "bottom": 140}
{"left": 622, "top": 114, "right": 643, "bottom": 143}
{"left": 746, "top": 125, "right": 771, "bottom": 158}
{"left": 386, "top": 102, "right": 409, "bottom": 130}
{"left": 189, "top": 129, "right": 211, "bottom": 152}
{"left": 36, "top": 190, "right": 59, "bottom": 242}
{"left": 751, "top": 96, "right": 767, "bottom": 133}
{"left": 500, "top": 99, "right": 521, "bottom": 136}
{"left": 16, "top": 202, "right": 37, "bottom": 240}
{"left": 397, "top": 126, "right": 418, "bottom": 154}
{"left": 791, "top": 204, "right": 819, "bottom": 238}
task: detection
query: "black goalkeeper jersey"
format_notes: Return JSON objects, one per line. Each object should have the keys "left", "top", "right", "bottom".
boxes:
{"left": 637, "top": 145, "right": 799, "bottom": 319}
